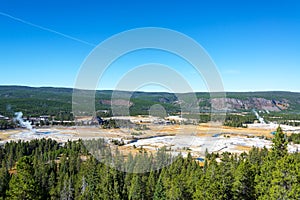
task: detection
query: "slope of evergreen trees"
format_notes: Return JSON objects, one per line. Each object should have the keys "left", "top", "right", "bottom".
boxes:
{"left": 223, "top": 114, "right": 257, "bottom": 128}
{"left": 0, "top": 127, "right": 299, "bottom": 199}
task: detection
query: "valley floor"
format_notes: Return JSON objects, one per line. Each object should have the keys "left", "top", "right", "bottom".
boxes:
{"left": 1, "top": 122, "right": 300, "bottom": 158}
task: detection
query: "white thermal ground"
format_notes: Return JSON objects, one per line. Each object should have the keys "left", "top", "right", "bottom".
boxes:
{"left": 125, "top": 135, "right": 300, "bottom": 156}
{"left": 8, "top": 129, "right": 79, "bottom": 142}
{"left": 3, "top": 122, "right": 300, "bottom": 157}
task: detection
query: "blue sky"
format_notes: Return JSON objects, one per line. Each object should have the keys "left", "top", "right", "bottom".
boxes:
{"left": 0, "top": 0, "right": 300, "bottom": 92}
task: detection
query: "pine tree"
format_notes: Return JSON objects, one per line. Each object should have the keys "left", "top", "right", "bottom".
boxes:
{"left": 269, "top": 155, "right": 300, "bottom": 199}
{"left": 0, "top": 166, "right": 10, "bottom": 199}
{"left": 6, "top": 156, "right": 41, "bottom": 199}
{"left": 232, "top": 160, "right": 255, "bottom": 200}
{"left": 128, "top": 174, "right": 145, "bottom": 200}
{"left": 145, "top": 171, "right": 156, "bottom": 199}
{"left": 254, "top": 153, "right": 276, "bottom": 198}
{"left": 153, "top": 175, "right": 166, "bottom": 200}
{"left": 272, "top": 126, "right": 288, "bottom": 158}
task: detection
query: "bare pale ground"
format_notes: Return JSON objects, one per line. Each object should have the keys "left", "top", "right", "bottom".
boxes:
{"left": 2, "top": 123, "right": 299, "bottom": 158}
{"left": 149, "top": 123, "right": 277, "bottom": 138}
{"left": 0, "top": 129, "right": 22, "bottom": 141}
{"left": 235, "top": 145, "right": 252, "bottom": 151}
{"left": 0, "top": 123, "right": 277, "bottom": 139}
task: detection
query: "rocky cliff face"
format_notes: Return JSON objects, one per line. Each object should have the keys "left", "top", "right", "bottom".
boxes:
{"left": 209, "top": 97, "right": 289, "bottom": 111}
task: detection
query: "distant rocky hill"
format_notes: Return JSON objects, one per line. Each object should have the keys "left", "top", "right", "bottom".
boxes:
{"left": 210, "top": 97, "right": 289, "bottom": 112}
{"left": 222, "top": 91, "right": 300, "bottom": 113}
{"left": 0, "top": 86, "right": 299, "bottom": 117}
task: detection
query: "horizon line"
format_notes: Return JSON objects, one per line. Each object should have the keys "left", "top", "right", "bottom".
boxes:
{"left": 0, "top": 84, "right": 299, "bottom": 94}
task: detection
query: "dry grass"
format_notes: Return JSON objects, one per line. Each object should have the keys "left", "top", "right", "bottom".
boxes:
{"left": 0, "top": 123, "right": 277, "bottom": 142}
{"left": 196, "top": 161, "right": 205, "bottom": 167}
{"left": 8, "top": 169, "right": 17, "bottom": 175}
{"left": 235, "top": 145, "right": 252, "bottom": 152}
{"left": 0, "top": 130, "right": 21, "bottom": 140}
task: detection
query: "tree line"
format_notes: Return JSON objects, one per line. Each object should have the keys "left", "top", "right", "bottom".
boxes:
{"left": 0, "top": 127, "right": 299, "bottom": 199}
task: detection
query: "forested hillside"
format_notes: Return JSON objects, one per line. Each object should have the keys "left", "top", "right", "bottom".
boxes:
{"left": 0, "top": 127, "right": 299, "bottom": 199}
{"left": 0, "top": 86, "right": 300, "bottom": 118}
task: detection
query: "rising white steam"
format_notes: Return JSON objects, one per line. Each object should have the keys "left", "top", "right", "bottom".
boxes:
{"left": 252, "top": 109, "right": 266, "bottom": 124}
{"left": 14, "top": 112, "right": 34, "bottom": 131}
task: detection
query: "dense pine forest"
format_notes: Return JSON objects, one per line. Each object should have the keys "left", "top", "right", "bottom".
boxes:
{"left": 1, "top": 86, "right": 300, "bottom": 118}
{"left": 0, "top": 127, "right": 299, "bottom": 199}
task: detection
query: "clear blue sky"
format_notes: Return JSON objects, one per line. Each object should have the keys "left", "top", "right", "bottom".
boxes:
{"left": 0, "top": 0, "right": 300, "bottom": 92}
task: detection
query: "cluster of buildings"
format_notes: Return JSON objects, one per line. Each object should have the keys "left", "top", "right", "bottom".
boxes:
{"left": 0, "top": 114, "right": 10, "bottom": 121}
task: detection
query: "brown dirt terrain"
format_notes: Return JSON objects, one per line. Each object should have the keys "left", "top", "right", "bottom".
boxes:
{"left": 0, "top": 123, "right": 277, "bottom": 142}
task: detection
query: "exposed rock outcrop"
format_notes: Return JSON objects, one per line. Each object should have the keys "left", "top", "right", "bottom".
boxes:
{"left": 210, "top": 97, "right": 289, "bottom": 111}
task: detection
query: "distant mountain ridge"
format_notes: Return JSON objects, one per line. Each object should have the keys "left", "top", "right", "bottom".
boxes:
{"left": 0, "top": 85, "right": 299, "bottom": 116}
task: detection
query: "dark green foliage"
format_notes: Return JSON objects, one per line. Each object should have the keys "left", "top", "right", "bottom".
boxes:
{"left": 199, "top": 114, "right": 211, "bottom": 123}
{"left": 263, "top": 113, "right": 300, "bottom": 126}
{"left": 0, "top": 120, "right": 15, "bottom": 130}
{"left": 232, "top": 160, "right": 255, "bottom": 199}
{"left": 101, "top": 118, "right": 118, "bottom": 129}
{"left": 1, "top": 86, "right": 300, "bottom": 122}
{"left": 288, "top": 133, "right": 300, "bottom": 144}
{"left": 272, "top": 126, "right": 288, "bottom": 158}
{"left": 6, "top": 156, "right": 41, "bottom": 199}
{"left": 224, "top": 114, "right": 256, "bottom": 128}
{"left": 0, "top": 166, "right": 9, "bottom": 199}
{"left": 153, "top": 176, "right": 166, "bottom": 200}
{"left": 0, "top": 131, "right": 299, "bottom": 199}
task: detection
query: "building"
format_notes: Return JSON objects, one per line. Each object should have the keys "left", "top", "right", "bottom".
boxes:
{"left": 39, "top": 115, "right": 50, "bottom": 121}
{"left": 0, "top": 114, "right": 9, "bottom": 120}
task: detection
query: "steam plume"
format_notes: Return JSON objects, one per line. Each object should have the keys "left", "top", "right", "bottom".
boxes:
{"left": 252, "top": 109, "right": 265, "bottom": 124}
{"left": 14, "top": 112, "right": 34, "bottom": 131}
